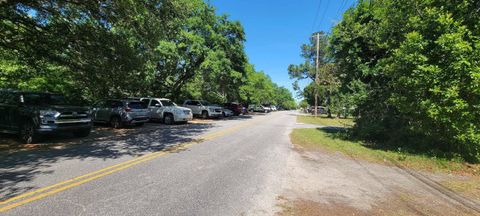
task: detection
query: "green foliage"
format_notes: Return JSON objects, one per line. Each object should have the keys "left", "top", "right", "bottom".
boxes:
{"left": 331, "top": 0, "right": 480, "bottom": 162}
{"left": 288, "top": 32, "right": 343, "bottom": 117}
{"left": 240, "top": 64, "right": 296, "bottom": 109}
{"left": 0, "top": 0, "right": 293, "bottom": 107}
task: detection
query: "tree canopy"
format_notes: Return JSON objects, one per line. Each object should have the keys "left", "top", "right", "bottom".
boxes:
{"left": 0, "top": 0, "right": 295, "bottom": 108}
{"left": 329, "top": 0, "right": 480, "bottom": 162}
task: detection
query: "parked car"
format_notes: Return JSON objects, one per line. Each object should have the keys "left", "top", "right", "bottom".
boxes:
{"left": 270, "top": 105, "right": 277, "bottom": 111}
{"left": 310, "top": 106, "right": 327, "bottom": 115}
{"left": 91, "top": 99, "right": 149, "bottom": 128}
{"left": 262, "top": 104, "right": 272, "bottom": 113}
{"left": 222, "top": 108, "right": 234, "bottom": 117}
{"left": 0, "top": 90, "right": 92, "bottom": 144}
{"left": 139, "top": 97, "right": 192, "bottom": 124}
{"left": 249, "top": 104, "right": 270, "bottom": 113}
{"left": 183, "top": 100, "right": 223, "bottom": 118}
{"left": 223, "top": 102, "right": 244, "bottom": 116}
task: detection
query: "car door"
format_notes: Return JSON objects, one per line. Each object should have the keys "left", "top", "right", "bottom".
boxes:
{"left": 92, "top": 100, "right": 109, "bottom": 122}
{"left": 189, "top": 101, "right": 202, "bottom": 115}
{"left": 184, "top": 101, "right": 194, "bottom": 114}
{"left": 141, "top": 99, "right": 153, "bottom": 118}
{"left": 0, "top": 91, "right": 9, "bottom": 131}
{"left": 149, "top": 99, "right": 163, "bottom": 119}
{"left": 0, "top": 91, "right": 20, "bottom": 132}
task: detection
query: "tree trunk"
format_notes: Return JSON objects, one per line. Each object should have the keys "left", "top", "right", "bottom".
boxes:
{"left": 326, "top": 90, "right": 332, "bottom": 118}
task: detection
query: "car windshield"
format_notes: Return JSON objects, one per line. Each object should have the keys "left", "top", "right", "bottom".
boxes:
{"left": 200, "top": 100, "right": 211, "bottom": 106}
{"left": 22, "top": 93, "right": 67, "bottom": 106}
{"left": 160, "top": 100, "right": 176, "bottom": 106}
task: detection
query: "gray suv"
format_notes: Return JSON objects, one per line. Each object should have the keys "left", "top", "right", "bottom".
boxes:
{"left": 0, "top": 90, "right": 92, "bottom": 144}
{"left": 91, "top": 99, "right": 149, "bottom": 128}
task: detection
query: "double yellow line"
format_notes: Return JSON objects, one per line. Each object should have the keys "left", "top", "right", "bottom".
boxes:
{"left": 0, "top": 116, "right": 264, "bottom": 212}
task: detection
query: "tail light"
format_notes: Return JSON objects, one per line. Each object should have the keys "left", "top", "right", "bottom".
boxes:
{"left": 125, "top": 107, "right": 132, "bottom": 112}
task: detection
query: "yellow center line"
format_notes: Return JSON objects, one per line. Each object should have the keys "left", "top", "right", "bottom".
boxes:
{"left": 0, "top": 115, "right": 266, "bottom": 212}
{"left": 0, "top": 151, "right": 165, "bottom": 205}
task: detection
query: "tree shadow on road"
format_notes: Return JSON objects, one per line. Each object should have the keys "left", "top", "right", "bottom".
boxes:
{"left": 0, "top": 122, "right": 214, "bottom": 200}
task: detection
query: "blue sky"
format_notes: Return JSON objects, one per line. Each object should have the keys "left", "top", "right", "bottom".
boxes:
{"left": 210, "top": 0, "right": 356, "bottom": 100}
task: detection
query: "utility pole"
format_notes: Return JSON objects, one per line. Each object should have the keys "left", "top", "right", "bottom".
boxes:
{"left": 314, "top": 32, "right": 320, "bottom": 117}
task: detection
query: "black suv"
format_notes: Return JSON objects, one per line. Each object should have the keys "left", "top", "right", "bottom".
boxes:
{"left": 0, "top": 90, "right": 92, "bottom": 144}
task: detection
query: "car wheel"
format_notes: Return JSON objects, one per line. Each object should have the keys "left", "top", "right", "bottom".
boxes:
{"left": 201, "top": 111, "right": 208, "bottom": 119}
{"left": 164, "top": 114, "right": 174, "bottom": 125}
{"left": 73, "top": 129, "right": 91, "bottom": 137}
{"left": 19, "top": 121, "right": 39, "bottom": 144}
{"left": 110, "top": 116, "right": 123, "bottom": 129}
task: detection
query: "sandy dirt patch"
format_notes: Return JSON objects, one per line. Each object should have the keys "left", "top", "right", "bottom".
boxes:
{"left": 277, "top": 145, "right": 480, "bottom": 215}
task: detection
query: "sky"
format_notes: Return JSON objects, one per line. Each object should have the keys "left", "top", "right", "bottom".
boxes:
{"left": 210, "top": 0, "right": 356, "bottom": 100}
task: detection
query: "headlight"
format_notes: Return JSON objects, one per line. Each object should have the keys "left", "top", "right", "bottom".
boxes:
{"left": 40, "top": 110, "right": 61, "bottom": 118}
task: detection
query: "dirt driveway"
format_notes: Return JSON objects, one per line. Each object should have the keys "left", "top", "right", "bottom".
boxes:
{"left": 277, "top": 145, "right": 480, "bottom": 216}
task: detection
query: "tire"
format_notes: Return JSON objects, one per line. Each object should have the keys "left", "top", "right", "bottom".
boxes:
{"left": 110, "top": 116, "right": 123, "bottom": 129}
{"left": 73, "top": 128, "right": 91, "bottom": 137}
{"left": 19, "top": 121, "right": 39, "bottom": 144}
{"left": 164, "top": 114, "right": 174, "bottom": 125}
{"left": 135, "top": 123, "right": 144, "bottom": 127}
{"left": 201, "top": 111, "right": 209, "bottom": 119}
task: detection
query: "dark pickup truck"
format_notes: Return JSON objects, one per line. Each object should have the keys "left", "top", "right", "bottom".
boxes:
{"left": 0, "top": 90, "right": 92, "bottom": 144}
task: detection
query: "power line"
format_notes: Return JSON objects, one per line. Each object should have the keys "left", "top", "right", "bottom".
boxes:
{"left": 336, "top": 0, "right": 348, "bottom": 18}
{"left": 315, "top": 0, "right": 330, "bottom": 31}
{"left": 310, "top": 0, "right": 323, "bottom": 33}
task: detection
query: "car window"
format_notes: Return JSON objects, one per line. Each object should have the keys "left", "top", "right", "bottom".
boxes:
{"left": 140, "top": 99, "right": 150, "bottom": 105}
{"left": 0, "top": 91, "right": 18, "bottom": 105}
{"left": 150, "top": 100, "right": 160, "bottom": 107}
{"left": 160, "top": 100, "right": 175, "bottom": 106}
{"left": 186, "top": 101, "right": 198, "bottom": 106}
{"left": 94, "top": 101, "right": 106, "bottom": 108}
{"left": 128, "top": 101, "right": 147, "bottom": 109}
{"left": 107, "top": 100, "right": 123, "bottom": 108}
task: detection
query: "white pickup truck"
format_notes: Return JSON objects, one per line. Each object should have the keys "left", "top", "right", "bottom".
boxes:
{"left": 140, "top": 98, "right": 193, "bottom": 124}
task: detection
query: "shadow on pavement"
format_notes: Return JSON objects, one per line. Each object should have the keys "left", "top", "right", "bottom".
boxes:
{"left": 0, "top": 122, "right": 213, "bottom": 200}
{"left": 214, "top": 115, "right": 254, "bottom": 121}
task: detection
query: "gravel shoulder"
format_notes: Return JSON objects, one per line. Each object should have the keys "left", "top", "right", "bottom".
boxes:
{"left": 278, "top": 117, "right": 480, "bottom": 216}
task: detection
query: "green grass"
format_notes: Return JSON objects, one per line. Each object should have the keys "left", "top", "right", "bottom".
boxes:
{"left": 290, "top": 128, "right": 479, "bottom": 176}
{"left": 297, "top": 115, "right": 354, "bottom": 127}
{"left": 440, "top": 178, "right": 480, "bottom": 201}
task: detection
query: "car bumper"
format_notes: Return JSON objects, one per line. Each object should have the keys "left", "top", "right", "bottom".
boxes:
{"left": 209, "top": 112, "right": 223, "bottom": 117}
{"left": 124, "top": 118, "right": 149, "bottom": 125}
{"left": 175, "top": 114, "right": 193, "bottom": 122}
{"left": 37, "top": 123, "right": 92, "bottom": 134}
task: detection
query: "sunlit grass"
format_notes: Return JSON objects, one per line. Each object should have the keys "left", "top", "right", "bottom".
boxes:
{"left": 290, "top": 128, "right": 479, "bottom": 176}
{"left": 297, "top": 115, "right": 354, "bottom": 127}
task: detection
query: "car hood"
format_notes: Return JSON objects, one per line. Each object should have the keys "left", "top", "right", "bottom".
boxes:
{"left": 205, "top": 106, "right": 223, "bottom": 109}
{"left": 176, "top": 106, "right": 191, "bottom": 111}
{"left": 164, "top": 106, "right": 191, "bottom": 112}
{"left": 38, "top": 105, "right": 90, "bottom": 113}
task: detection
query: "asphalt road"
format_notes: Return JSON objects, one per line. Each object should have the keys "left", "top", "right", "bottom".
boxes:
{"left": 1, "top": 111, "right": 295, "bottom": 215}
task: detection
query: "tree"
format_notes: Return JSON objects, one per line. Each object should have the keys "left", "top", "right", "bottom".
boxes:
{"left": 288, "top": 32, "right": 339, "bottom": 117}
{"left": 331, "top": 0, "right": 480, "bottom": 162}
